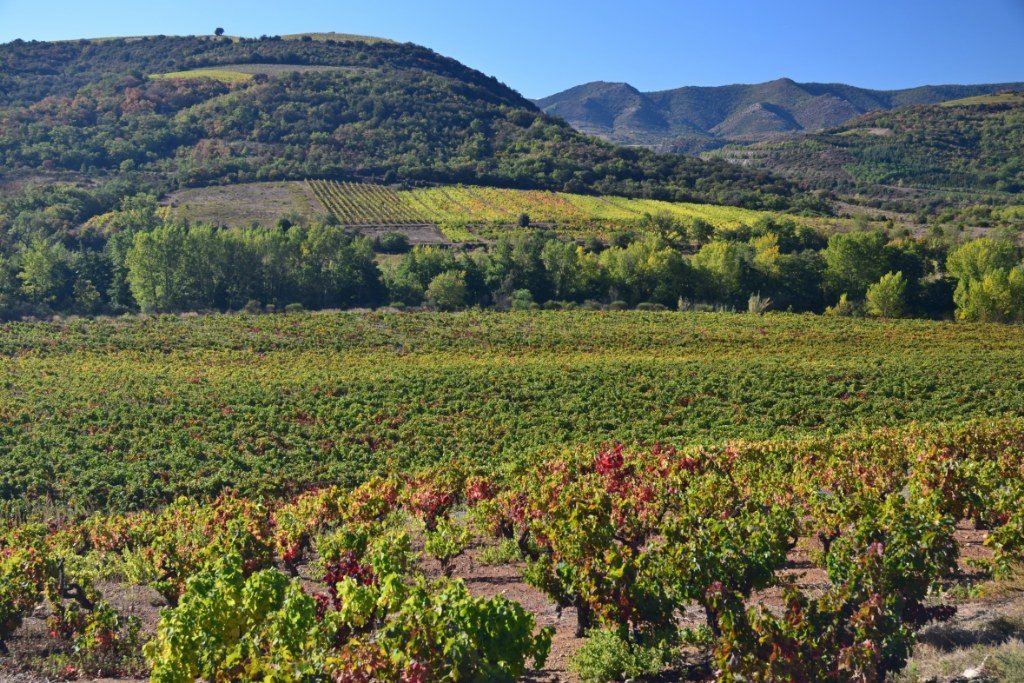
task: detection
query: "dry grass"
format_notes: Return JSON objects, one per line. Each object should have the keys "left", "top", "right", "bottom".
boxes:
{"left": 940, "top": 92, "right": 1024, "bottom": 108}
{"left": 897, "top": 573, "right": 1024, "bottom": 682}
{"left": 165, "top": 181, "right": 328, "bottom": 227}
{"left": 280, "top": 32, "right": 395, "bottom": 44}
{"left": 151, "top": 63, "right": 358, "bottom": 83}
{"left": 151, "top": 68, "right": 253, "bottom": 84}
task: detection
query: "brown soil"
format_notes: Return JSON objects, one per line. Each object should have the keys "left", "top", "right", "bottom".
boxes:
{"left": 2, "top": 582, "right": 164, "bottom": 682}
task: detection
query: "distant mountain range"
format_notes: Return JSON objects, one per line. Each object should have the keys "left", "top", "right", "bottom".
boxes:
{"left": 709, "top": 91, "right": 1024, "bottom": 197}
{"left": 535, "top": 78, "right": 1024, "bottom": 153}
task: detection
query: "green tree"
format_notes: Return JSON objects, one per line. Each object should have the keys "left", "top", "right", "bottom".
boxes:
{"left": 599, "top": 236, "right": 690, "bottom": 306}
{"left": 540, "top": 240, "right": 593, "bottom": 301}
{"left": 425, "top": 270, "right": 467, "bottom": 311}
{"left": 383, "top": 246, "right": 458, "bottom": 305}
{"left": 125, "top": 225, "right": 209, "bottom": 312}
{"left": 691, "top": 240, "right": 752, "bottom": 304}
{"left": 72, "top": 278, "right": 102, "bottom": 315}
{"left": 640, "top": 212, "right": 687, "bottom": 249}
{"left": 947, "top": 238, "right": 1023, "bottom": 321}
{"left": 485, "top": 235, "right": 550, "bottom": 302}
{"left": 865, "top": 271, "right": 907, "bottom": 318}
{"left": 18, "top": 239, "right": 72, "bottom": 306}
{"left": 822, "top": 231, "right": 891, "bottom": 299}
{"left": 947, "top": 238, "right": 1019, "bottom": 284}
{"left": 687, "top": 218, "right": 715, "bottom": 246}
{"left": 954, "top": 268, "right": 1024, "bottom": 322}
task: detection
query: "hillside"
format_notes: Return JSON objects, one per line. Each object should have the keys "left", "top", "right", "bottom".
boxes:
{"left": 167, "top": 180, "right": 773, "bottom": 241}
{"left": 536, "top": 78, "right": 1024, "bottom": 152}
{"left": 0, "top": 34, "right": 799, "bottom": 245}
{"left": 710, "top": 92, "right": 1024, "bottom": 199}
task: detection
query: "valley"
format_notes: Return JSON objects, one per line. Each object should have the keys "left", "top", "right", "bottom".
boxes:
{"left": 0, "top": 19, "right": 1022, "bottom": 683}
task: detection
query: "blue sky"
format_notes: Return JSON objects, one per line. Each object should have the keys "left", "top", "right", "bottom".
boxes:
{"left": 1, "top": 0, "right": 1022, "bottom": 98}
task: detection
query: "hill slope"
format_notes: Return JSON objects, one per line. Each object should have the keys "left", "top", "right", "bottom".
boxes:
{"left": 709, "top": 92, "right": 1024, "bottom": 198}
{"left": 0, "top": 34, "right": 798, "bottom": 237}
{"left": 536, "top": 78, "right": 1024, "bottom": 152}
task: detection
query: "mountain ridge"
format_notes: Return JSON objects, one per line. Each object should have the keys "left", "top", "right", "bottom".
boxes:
{"left": 536, "top": 78, "right": 1024, "bottom": 152}
{"left": 708, "top": 91, "right": 1024, "bottom": 201}
{"left": 0, "top": 34, "right": 803, "bottom": 248}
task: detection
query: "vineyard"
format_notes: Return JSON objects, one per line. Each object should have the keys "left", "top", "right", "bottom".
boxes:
{"left": 2, "top": 310, "right": 1024, "bottom": 680}
{"left": 304, "top": 180, "right": 770, "bottom": 239}
{"left": 403, "top": 185, "right": 767, "bottom": 231}
{"left": 306, "top": 180, "right": 430, "bottom": 226}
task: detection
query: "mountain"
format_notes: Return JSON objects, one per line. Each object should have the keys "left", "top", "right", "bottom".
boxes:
{"left": 709, "top": 92, "right": 1024, "bottom": 202}
{"left": 0, "top": 34, "right": 800, "bottom": 244}
{"left": 536, "top": 78, "right": 1024, "bottom": 153}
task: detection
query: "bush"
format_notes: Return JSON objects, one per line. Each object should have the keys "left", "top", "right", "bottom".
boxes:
{"left": 509, "top": 289, "right": 535, "bottom": 311}
{"left": 423, "top": 518, "right": 470, "bottom": 578}
{"left": 747, "top": 292, "right": 773, "bottom": 315}
{"left": 865, "top": 271, "right": 907, "bottom": 318}
{"left": 993, "top": 642, "right": 1024, "bottom": 681}
{"left": 609, "top": 232, "right": 634, "bottom": 249}
{"left": 824, "top": 293, "right": 857, "bottom": 317}
{"left": 570, "top": 629, "right": 668, "bottom": 683}
{"left": 425, "top": 270, "right": 467, "bottom": 311}
{"left": 374, "top": 578, "right": 552, "bottom": 681}
{"left": 145, "top": 555, "right": 324, "bottom": 682}
{"left": 477, "top": 539, "right": 523, "bottom": 566}
{"left": 243, "top": 299, "right": 262, "bottom": 314}
{"left": 607, "top": 300, "right": 628, "bottom": 311}
{"left": 376, "top": 232, "right": 411, "bottom": 254}
{"left": 0, "top": 546, "right": 46, "bottom": 653}
{"left": 636, "top": 302, "right": 667, "bottom": 311}
{"left": 284, "top": 303, "right": 305, "bottom": 313}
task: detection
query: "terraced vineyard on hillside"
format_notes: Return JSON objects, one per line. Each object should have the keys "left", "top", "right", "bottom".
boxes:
{"left": 303, "top": 180, "right": 770, "bottom": 238}
{"left": 307, "top": 180, "right": 428, "bottom": 225}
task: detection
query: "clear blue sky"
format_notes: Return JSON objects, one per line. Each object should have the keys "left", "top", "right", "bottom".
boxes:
{"left": 1, "top": 0, "right": 1023, "bottom": 98}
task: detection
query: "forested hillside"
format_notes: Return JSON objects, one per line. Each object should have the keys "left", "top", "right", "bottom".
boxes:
{"left": 0, "top": 33, "right": 798, "bottom": 236}
{"left": 712, "top": 93, "right": 1024, "bottom": 199}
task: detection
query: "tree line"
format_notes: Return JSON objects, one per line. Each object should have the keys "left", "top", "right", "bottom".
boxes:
{"left": 0, "top": 195, "right": 1021, "bottom": 323}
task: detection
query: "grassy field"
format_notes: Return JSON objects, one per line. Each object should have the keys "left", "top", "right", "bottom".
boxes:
{"left": 940, "top": 91, "right": 1024, "bottom": 107}
{"left": 152, "top": 63, "right": 361, "bottom": 83}
{"left": 3, "top": 310, "right": 1024, "bottom": 512}
{"left": 279, "top": 32, "right": 395, "bottom": 43}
